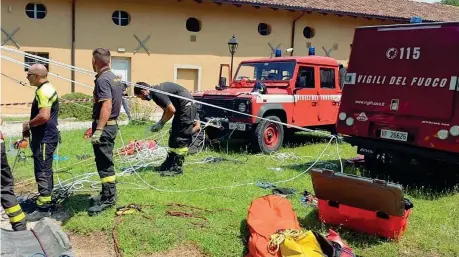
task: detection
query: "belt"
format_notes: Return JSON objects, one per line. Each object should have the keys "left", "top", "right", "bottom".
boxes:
{"left": 94, "top": 119, "right": 117, "bottom": 126}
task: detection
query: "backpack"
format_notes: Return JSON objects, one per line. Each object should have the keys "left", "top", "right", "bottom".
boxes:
{"left": 245, "top": 195, "right": 356, "bottom": 257}
{"left": 245, "top": 195, "right": 301, "bottom": 257}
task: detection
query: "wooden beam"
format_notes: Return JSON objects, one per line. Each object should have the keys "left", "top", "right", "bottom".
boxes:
{"left": 193, "top": 0, "right": 203, "bottom": 3}
{"left": 233, "top": 3, "right": 242, "bottom": 7}
{"left": 213, "top": 1, "right": 222, "bottom": 6}
{"left": 252, "top": 5, "right": 261, "bottom": 9}
{"left": 270, "top": 7, "right": 278, "bottom": 11}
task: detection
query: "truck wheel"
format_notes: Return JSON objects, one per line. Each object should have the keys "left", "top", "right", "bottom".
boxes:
{"left": 252, "top": 116, "right": 284, "bottom": 153}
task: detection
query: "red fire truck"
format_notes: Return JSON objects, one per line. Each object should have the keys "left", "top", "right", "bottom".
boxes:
{"left": 337, "top": 21, "right": 459, "bottom": 166}
{"left": 192, "top": 54, "right": 343, "bottom": 153}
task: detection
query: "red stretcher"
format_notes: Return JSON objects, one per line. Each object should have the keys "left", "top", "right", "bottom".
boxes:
{"left": 311, "top": 169, "right": 413, "bottom": 240}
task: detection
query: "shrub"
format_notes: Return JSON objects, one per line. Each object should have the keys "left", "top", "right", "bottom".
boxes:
{"left": 59, "top": 92, "right": 93, "bottom": 121}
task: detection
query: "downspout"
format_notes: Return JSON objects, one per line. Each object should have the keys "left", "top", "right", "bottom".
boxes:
{"left": 71, "top": 0, "right": 76, "bottom": 92}
{"left": 290, "top": 11, "right": 305, "bottom": 56}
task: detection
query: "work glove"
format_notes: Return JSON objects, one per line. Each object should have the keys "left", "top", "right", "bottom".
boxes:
{"left": 149, "top": 121, "right": 165, "bottom": 133}
{"left": 91, "top": 129, "right": 103, "bottom": 145}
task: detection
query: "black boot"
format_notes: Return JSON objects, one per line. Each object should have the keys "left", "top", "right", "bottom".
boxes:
{"left": 88, "top": 183, "right": 117, "bottom": 216}
{"left": 160, "top": 154, "right": 184, "bottom": 177}
{"left": 89, "top": 194, "right": 102, "bottom": 207}
{"left": 153, "top": 152, "right": 175, "bottom": 172}
{"left": 26, "top": 206, "right": 52, "bottom": 222}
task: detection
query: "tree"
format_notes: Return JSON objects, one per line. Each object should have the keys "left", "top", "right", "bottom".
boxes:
{"left": 441, "top": 0, "right": 459, "bottom": 6}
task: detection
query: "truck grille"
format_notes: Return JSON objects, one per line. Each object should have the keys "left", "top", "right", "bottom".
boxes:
{"left": 201, "top": 98, "right": 235, "bottom": 117}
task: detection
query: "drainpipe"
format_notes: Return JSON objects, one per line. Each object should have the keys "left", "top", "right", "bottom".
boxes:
{"left": 290, "top": 11, "right": 305, "bottom": 56}
{"left": 71, "top": 0, "right": 76, "bottom": 92}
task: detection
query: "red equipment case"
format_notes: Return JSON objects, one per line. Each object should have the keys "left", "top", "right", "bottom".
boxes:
{"left": 311, "top": 169, "right": 413, "bottom": 240}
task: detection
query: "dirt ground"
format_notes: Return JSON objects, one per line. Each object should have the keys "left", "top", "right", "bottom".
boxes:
{"left": 69, "top": 231, "right": 205, "bottom": 257}
{"left": 2, "top": 213, "right": 205, "bottom": 257}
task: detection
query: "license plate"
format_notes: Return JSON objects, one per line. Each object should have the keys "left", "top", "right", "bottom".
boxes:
{"left": 229, "top": 122, "right": 246, "bottom": 131}
{"left": 380, "top": 129, "right": 408, "bottom": 142}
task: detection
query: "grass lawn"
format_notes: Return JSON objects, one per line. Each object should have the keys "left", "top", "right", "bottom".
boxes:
{"left": 8, "top": 123, "right": 459, "bottom": 257}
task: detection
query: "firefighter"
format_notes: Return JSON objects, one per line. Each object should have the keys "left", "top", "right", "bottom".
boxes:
{"left": 133, "top": 81, "right": 199, "bottom": 176}
{"left": 21, "top": 64, "right": 59, "bottom": 222}
{"left": 0, "top": 117, "right": 27, "bottom": 231}
{"left": 88, "top": 48, "right": 124, "bottom": 216}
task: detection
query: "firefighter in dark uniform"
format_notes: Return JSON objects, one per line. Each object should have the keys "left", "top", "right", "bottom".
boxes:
{"left": 21, "top": 64, "right": 59, "bottom": 222}
{"left": 1, "top": 117, "right": 27, "bottom": 231}
{"left": 133, "top": 81, "right": 199, "bottom": 176}
{"left": 88, "top": 48, "right": 123, "bottom": 216}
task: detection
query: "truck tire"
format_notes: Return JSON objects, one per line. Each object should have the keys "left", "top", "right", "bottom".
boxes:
{"left": 251, "top": 115, "right": 284, "bottom": 153}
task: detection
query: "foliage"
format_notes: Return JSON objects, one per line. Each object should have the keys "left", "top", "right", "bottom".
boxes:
{"left": 127, "top": 97, "right": 158, "bottom": 124}
{"left": 58, "top": 92, "right": 93, "bottom": 121}
{"left": 441, "top": 0, "right": 459, "bottom": 6}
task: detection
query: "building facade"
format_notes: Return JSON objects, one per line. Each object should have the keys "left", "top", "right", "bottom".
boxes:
{"left": 1, "top": 0, "right": 457, "bottom": 114}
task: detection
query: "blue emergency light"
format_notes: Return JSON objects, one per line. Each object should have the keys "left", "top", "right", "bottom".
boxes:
{"left": 308, "top": 46, "right": 315, "bottom": 56}
{"left": 410, "top": 16, "right": 422, "bottom": 23}
{"left": 275, "top": 48, "right": 282, "bottom": 57}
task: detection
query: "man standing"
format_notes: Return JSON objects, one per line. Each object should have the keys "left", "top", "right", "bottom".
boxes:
{"left": 133, "top": 82, "right": 199, "bottom": 176}
{"left": 21, "top": 64, "right": 59, "bottom": 222}
{"left": 1, "top": 117, "right": 27, "bottom": 231}
{"left": 117, "top": 75, "right": 132, "bottom": 121}
{"left": 88, "top": 48, "right": 123, "bottom": 216}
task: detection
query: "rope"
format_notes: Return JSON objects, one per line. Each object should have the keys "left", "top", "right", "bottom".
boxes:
{"left": 267, "top": 229, "right": 305, "bottom": 255}
{"left": 1, "top": 47, "right": 344, "bottom": 195}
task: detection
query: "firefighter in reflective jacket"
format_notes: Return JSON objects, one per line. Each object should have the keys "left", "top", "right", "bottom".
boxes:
{"left": 21, "top": 64, "right": 59, "bottom": 222}
{"left": 0, "top": 117, "right": 27, "bottom": 231}
{"left": 133, "top": 81, "right": 200, "bottom": 176}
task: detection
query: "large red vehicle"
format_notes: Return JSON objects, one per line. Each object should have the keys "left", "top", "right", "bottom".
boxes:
{"left": 337, "top": 21, "right": 459, "bottom": 166}
{"left": 192, "top": 55, "right": 344, "bottom": 153}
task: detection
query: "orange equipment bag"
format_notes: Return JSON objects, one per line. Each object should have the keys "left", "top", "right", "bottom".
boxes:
{"left": 245, "top": 195, "right": 301, "bottom": 257}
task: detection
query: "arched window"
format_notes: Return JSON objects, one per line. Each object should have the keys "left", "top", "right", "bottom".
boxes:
{"left": 25, "top": 3, "right": 47, "bottom": 19}
{"left": 258, "top": 23, "right": 271, "bottom": 36}
{"left": 186, "top": 17, "right": 201, "bottom": 32}
{"left": 112, "top": 10, "right": 130, "bottom": 26}
{"left": 303, "top": 27, "right": 315, "bottom": 39}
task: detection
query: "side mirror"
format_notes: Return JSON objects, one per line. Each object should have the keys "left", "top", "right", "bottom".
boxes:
{"left": 219, "top": 77, "right": 227, "bottom": 87}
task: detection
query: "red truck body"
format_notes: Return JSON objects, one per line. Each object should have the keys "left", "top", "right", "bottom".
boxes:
{"left": 193, "top": 56, "right": 343, "bottom": 153}
{"left": 337, "top": 22, "right": 459, "bottom": 164}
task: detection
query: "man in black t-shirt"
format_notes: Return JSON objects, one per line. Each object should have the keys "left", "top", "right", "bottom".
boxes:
{"left": 88, "top": 48, "right": 124, "bottom": 216}
{"left": 133, "top": 81, "right": 199, "bottom": 176}
{"left": 21, "top": 64, "right": 59, "bottom": 221}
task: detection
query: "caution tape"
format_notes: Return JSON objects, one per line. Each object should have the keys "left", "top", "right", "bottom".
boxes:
{"left": 0, "top": 96, "right": 140, "bottom": 107}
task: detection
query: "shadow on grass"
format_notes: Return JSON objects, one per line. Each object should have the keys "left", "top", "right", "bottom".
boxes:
{"left": 299, "top": 210, "right": 385, "bottom": 248}
{"left": 285, "top": 156, "right": 459, "bottom": 200}
{"left": 358, "top": 160, "right": 459, "bottom": 200}
{"left": 284, "top": 132, "right": 333, "bottom": 148}
{"left": 55, "top": 193, "right": 92, "bottom": 226}
{"left": 239, "top": 219, "right": 250, "bottom": 257}
{"left": 205, "top": 132, "right": 332, "bottom": 155}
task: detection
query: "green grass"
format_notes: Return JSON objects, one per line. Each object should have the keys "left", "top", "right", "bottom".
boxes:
{"left": 8, "top": 124, "right": 459, "bottom": 257}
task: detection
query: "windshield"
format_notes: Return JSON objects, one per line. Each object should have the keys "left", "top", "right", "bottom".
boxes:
{"left": 234, "top": 61, "right": 296, "bottom": 82}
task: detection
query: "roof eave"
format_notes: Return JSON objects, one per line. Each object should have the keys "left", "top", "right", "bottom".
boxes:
{"left": 209, "top": 0, "right": 442, "bottom": 22}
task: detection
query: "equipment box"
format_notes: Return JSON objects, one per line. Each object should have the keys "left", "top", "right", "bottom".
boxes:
{"left": 311, "top": 169, "right": 413, "bottom": 240}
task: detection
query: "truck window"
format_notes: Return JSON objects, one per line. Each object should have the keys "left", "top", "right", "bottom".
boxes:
{"left": 320, "top": 68, "right": 335, "bottom": 89}
{"left": 235, "top": 61, "right": 295, "bottom": 81}
{"left": 296, "top": 66, "right": 315, "bottom": 89}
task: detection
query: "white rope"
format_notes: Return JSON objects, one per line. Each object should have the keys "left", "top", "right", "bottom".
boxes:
{"left": 1, "top": 46, "right": 345, "bottom": 194}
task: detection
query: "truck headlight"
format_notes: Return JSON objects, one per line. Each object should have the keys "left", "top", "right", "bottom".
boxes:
{"left": 450, "top": 125, "right": 459, "bottom": 136}
{"left": 238, "top": 103, "right": 246, "bottom": 112}
{"left": 437, "top": 129, "right": 448, "bottom": 140}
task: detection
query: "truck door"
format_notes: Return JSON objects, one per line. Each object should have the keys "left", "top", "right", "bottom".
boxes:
{"left": 293, "top": 65, "right": 320, "bottom": 126}
{"left": 318, "top": 67, "right": 341, "bottom": 124}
